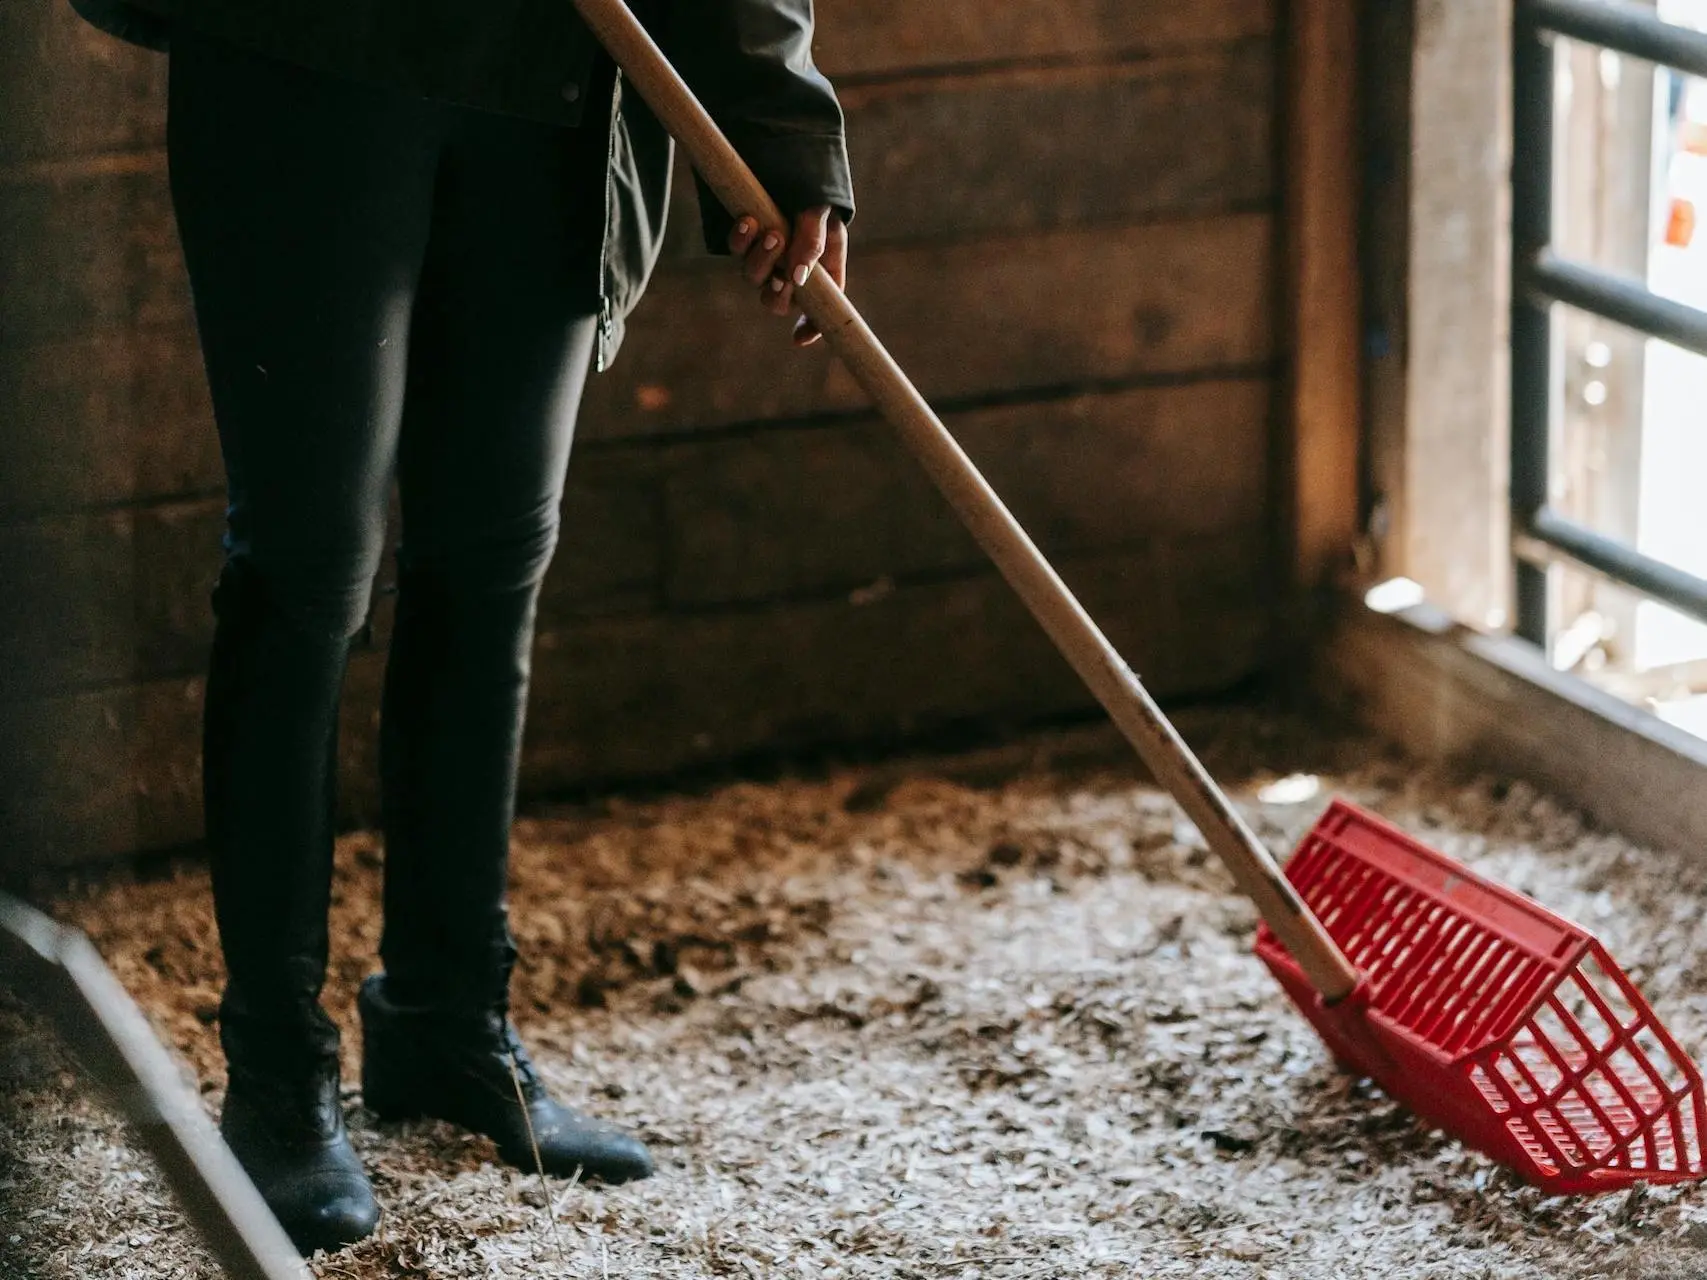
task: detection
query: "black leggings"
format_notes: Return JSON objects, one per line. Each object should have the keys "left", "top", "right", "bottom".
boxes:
{"left": 167, "top": 29, "right": 607, "bottom": 1065}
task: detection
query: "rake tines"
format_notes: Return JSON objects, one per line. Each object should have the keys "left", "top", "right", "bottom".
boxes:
{"left": 1257, "top": 800, "right": 1707, "bottom": 1194}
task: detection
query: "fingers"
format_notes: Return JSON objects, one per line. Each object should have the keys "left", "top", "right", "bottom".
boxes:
{"left": 728, "top": 207, "right": 849, "bottom": 348}
{"left": 732, "top": 215, "right": 786, "bottom": 288}
{"left": 727, "top": 215, "right": 760, "bottom": 257}
{"left": 764, "top": 206, "right": 830, "bottom": 317}
{"left": 794, "top": 216, "right": 848, "bottom": 348}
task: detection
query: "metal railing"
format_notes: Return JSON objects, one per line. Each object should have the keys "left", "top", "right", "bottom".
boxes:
{"left": 1512, "top": 0, "right": 1707, "bottom": 645}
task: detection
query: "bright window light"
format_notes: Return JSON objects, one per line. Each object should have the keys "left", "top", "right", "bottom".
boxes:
{"left": 1364, "top": 577, "right": 1426, "bottom": 614}
{"left": 1258, "top": 773, "right": 1321, "bottom": 806}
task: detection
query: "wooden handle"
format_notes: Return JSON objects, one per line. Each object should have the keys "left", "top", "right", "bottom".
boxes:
{"left": 0, "top": 894, "right": 307, "bottom": 1280}
{"left": 568, "top": 0, "right": 1360, "bottom": 1002}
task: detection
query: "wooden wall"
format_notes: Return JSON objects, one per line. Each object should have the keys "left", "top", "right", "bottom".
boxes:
{"left": 0, "top": 0, "right": 1282, "bottom": 866}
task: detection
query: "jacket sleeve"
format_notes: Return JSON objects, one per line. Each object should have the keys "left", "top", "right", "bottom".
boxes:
{"left": 655, "top": 0, "right": 855, "bottom": 254}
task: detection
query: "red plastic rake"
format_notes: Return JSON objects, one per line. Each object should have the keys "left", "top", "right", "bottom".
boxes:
{"left": 1258, "top": 801, "right": 1707, "bottom": 1194}
{"left": 568, "top": 0, "right": 1707, "bottom": 1196}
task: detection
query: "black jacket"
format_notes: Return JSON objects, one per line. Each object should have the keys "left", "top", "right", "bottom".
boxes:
{"left": 68, "top": 0, "right": 855, "bottom": 370}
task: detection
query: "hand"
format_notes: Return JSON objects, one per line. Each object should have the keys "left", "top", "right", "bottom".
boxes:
{"left": 727, "top": 205, "right": 849, "bottom": 348}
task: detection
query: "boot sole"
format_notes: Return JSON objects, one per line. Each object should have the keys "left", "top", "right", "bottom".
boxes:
{"left": 284, "top": 1210, "right": 381, "bottom": 1258}
{"left": 364, "top": 1086, "right": 649, "bottom": 1183}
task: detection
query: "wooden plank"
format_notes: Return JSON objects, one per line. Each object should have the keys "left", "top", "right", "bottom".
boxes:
{"left": 1363, "top": 1, "right": 1519, "bottom": 632}
{"left": 661, "top": 47, "right": 1276, "bottom": 253}
{"left": 0, "top": 450, "right": 665, "bottom": 693}
{"left": 0, "top": 167, "right": 1272, "bottom": 514}
{"left": 1282, "top": 0, "right": 1361, "bottom": 600}
{"left": 0, "top": 500, "right": 217, "bottom": 700}
{"left": 0, "top": 163, "right": 187, "bottom": 346}
{"left": 1398, "top": 0, "right": 1514, "bottom": 630}
{"left": 0, "top": 110, "right": 1272, "bottom": 344}
{"left": 1358, "top": 0, "right": 1413, "bottom": 591}
{"left": 584, "top": 214, "right": 1275, "bottom": 439}
{"left": 1, "top": 209, "right": 1272, "bottom": 434}
{"left": 0, "top": 330, "right": 219, "bottom": 521}
{"left": 1318, "top": 599, "right": 1707, "bottom": 861}
{"left": 0, "top": 655, "right": 389, "bottom": 866}
{"left": 0, "top": 47, "right": 1276, "bottom": 501}
{"left": 833, "top": 50, "right": 1274, "bottom": 242}
{"left": 540, "top": 447, "right": 668, "bottom": 618}
{"left": 523, "top": 536, "right": 1268, "bottom": 787}
{"left": 660, "top": 379, "right": 1271, "bottom": 605}
{"left": 0, "top": 1, "right": 167, "bottom": 164}
{"left": 0, "top": 378, "right": 1268, "bottom": 691}
{"left": 5, "top": 46, "right": 1273, "bottom": 246}
{"left": 0, "top": 0, "right": 1276, "bottom": 170}
{"left": 0, "top": 672, "right": 210, "bottom": 866}
{"left": 813, "top": 0, "right": 1276, "bottom": 77}
{"left": 4, "top": 535, "right": 1267, "bottom": 865}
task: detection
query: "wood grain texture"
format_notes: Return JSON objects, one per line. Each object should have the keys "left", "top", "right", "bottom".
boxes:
{"left": 0, "top": 380, "right": 1269, "bottom": 692}
{"left": 2, "top": 534, "right": 1268, "bottom": 865}
{"left": 0, "top": 179, "right": 1273, "bottom": 514}
{"left": 0, "top": 657, "right": 388, "bottom": 867}
{"left": 812, "top": 0, "right": 1276, "bottom": 77}
{"left": 0, "top": 0, "right": 1277, "bottom": 168}
{"left": 831, "top": 50, "right": 1274, "bottom": 243}
{"left": 5, "top": 43, "right": 1274, "bottom": 252}
{"left": 0, "top": 163, "right": 187, "bottom": 346}
{"left": 1282, "top": 0, "right": 1361, "bottom": 596}
{"left": 0, "top": 673, "right": 209, "bottom": 866}
{"left": 660, "top": 46, "right": 1276, "bottom": 253}
{"left": 0, "top": 208, "right": 1271, "bottom": 419}
{"left": 1400, "top": 0, "right": 1513, "bottom": 628}
{"left": 1318, "top": 600, "right": 1707, "bottom": 862}
{"left": 0, "top": 330, "right": 218, "bottom": 520}
{"left": 1359, "top": 0, "right": 1413, "bottom": 591}
{"left": 660, "top": 380, "right": 1271, "bottom": 606}
{"left": 0, "top": 102, "right": 1273, "bottom": 345}
{"left": 0, "top": 499, "right": 215, "bottom": 699}
{"left": 0, "top": 456, "right": 666, "bottom": 695}
{"left": 584, "top": 214, "right": 1275, "bottom": 438}
{"left": 0, "top": 0, "right": 1287, "bottom": 867}
{"left": 0, "top": 1, "right": 167, "bottom": 164}
{"left": 523, "top": 535, "right": 1269, "bottom": 786}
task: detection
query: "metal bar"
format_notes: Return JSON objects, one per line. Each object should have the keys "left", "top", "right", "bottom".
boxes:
{"left": 0, "top": 893, "right": 307, "bottom": 1280}
{"left": 1516, "top": 508, "right": 1707, "bottom": 628}
{"left": 1525, "top": 252, "right": 1707, "bottom": 356}
{"left": 1524, "top": 0, "right": 1707, "bottom": 78}
{"left": 1512, "top": 21, "right": 1558, "bottom": 647}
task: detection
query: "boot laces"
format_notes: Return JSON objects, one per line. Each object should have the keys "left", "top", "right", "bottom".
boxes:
{"left": 497, "top": 1020, "right": 543, "bottom": 1098}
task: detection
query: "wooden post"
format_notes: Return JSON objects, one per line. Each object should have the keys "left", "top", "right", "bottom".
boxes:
{"left": 1365, "top": 0, "right": 1515, "bottom": 631}
{"left": 1283, "top": 0, "right": 1364, "bottom": 602}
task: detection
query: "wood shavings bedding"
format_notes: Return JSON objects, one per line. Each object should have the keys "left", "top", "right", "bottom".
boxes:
{"left": 2, "top": 708, "right": 1704, "bottom": 1279}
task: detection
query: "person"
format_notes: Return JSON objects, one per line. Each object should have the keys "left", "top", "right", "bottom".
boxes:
{"left": 70, "top": 0, "right": 854, "bottom": 1256}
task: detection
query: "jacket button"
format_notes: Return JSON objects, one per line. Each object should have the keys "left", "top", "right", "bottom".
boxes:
{"left": 561, "top": 82, "right": 581, "bottom": 104}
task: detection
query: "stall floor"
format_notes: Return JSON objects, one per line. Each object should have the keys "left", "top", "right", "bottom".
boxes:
{"left": 3, "top": 709, "right": 1705, "bottom": 1278}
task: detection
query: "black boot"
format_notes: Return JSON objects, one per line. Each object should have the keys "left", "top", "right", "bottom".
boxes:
{"left": 221, "top": 1054, "right": 380, "bottom": 1255}
{"left": 358, "top": 974, "right": 653, "bottom": 1184}
{"left": 202, "top": 558, "right": 380, "bottom": 1252}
